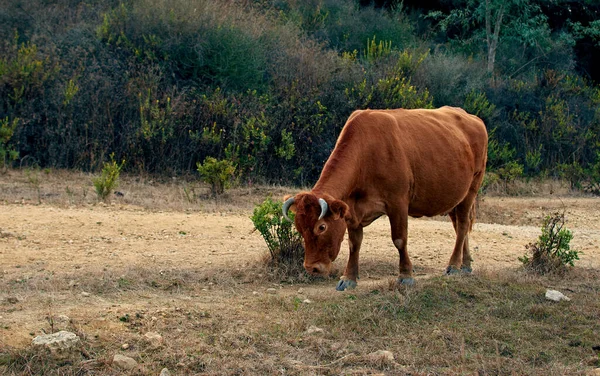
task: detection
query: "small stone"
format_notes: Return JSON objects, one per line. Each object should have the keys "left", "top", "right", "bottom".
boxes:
{"left": 368, "top": 350, "right": 395, "bottom": 363}
{"left": 54, "top": 315, "right": 70, "bottom": 329}
{"left": 121, "top": 343, "right": 129, "bottom": 350}
{"left": 32, "top": 331, "right": 80, "bottom": 357}
{"left": 113, "top": 354, "right": 138, "bottom": 370}
{"left": 266, "top": 288, "right": 277, "bottom": 294}
{"left": 305, "top": 325, "right": 325, "bottom": 335}
{"left": 545, "top": 289, "right": 571, "bottom": 302}
{"left": 160, "top": 368, "right": 171, "bottom": 376}
{"left": 302, "top": 299, "right": 312, "bottom": 304}
{"left": 144, "top": 331, "right": 163, "bottom": 347}
{"left": 586, "top": 368, "right": 600, "bottom": 376}
{"left": 297, "top": 288, "right": 305, "bottom": 294}
{"left": 81, "top": 291, "right": 91, "bottom": 297}
{"left": 252, "top": 291, "right": 259, "bottom": 296}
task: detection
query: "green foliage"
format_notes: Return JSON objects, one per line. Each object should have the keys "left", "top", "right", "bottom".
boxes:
{"left": 139, "top": 89, "right": 173, "bottom": 144}
{"left": 196, "top": 157, "right": 235, "bottom": 197}
{"left": 1, "top": 0, "right": 600, "bottom": 187}
{"left": 93, "top": 154, "right": 125, "bottom": 202}
{"left": 557, "top": 161, "right": 585, "bottom": 190}
{"left": 250, "top": 197, "right": 304, "bottom": 277}
{"left": 0, "top": 117, "right": 19, "bottom": 168}
{"left": 497, "top": 160, "right": 524, "bottom": 192}
{"left": 363, "top": 36, "right": 393, "bottom": 62}
{"left": 487, "top": 129, "right": 517, "bottom": 170}
{"left": 520, "top": 212, "right": 580, "bottom": 274}
{"left": 463, "top": 90, "right": 496, "bottom": 122}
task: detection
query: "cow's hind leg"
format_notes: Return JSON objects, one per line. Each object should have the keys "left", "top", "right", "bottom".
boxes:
{"left": 336, "top": 226, "right": 363, "bottom": 291}
{"left": 389, "top": 206, "right": 413, "bottom": 285}
{"left": 447, "top": 199, "right": 476, "bottom": 275}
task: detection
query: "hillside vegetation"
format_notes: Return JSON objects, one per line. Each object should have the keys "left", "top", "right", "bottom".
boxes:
{"left": 1, "top": 0, "right": 600, "bottom": 189}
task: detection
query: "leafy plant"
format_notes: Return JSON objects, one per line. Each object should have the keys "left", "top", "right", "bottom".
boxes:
{"left": 250, "top": 197, "right": 304, "bottom": 278}
{"left": 93, "top": 153, "right": 125, "bottom": 202}
{"left": 196, "top": 157, "right": 235, "bottom": 197}
{"left": 497, "top": 160, "right": 524, "bottom": 193}
{"left": 557, "top": 161, "right": 585, "bottom": 191}
{"left": 519, "top": 212, "right": 580, "bottom": 274}
{"left": 0, "top": 117, "right": 19, "bottom": 169}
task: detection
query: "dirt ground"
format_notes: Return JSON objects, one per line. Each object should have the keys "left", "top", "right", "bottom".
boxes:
{"left": 0, "top": 171, "right": 599, "bottom": 374}
{"left": 2, "top": 198, "right": 599, "bottom": 340}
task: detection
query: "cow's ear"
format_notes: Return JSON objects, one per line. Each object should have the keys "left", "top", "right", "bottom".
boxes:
{"left": 329, "top": 199, "right": 350, "bottom": 221}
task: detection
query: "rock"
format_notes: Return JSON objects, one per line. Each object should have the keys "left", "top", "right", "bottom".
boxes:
{"left": 297, "top": 288, "right": 305, "bottom": 294}
{"left": 586, "top": 368, "right": 600, "bottom": 376}
{"left": 113, "top": 354, "right": 138, "bottom": 370}
{"left": 144, "top": 331, "right": 163, "bottom": 347}
{"left": 54, "top": 315, "right": 71, "bottom": 329}
{"left": 302, "top": 299, "right": 312, "bottom": 304}
{"left": 121, "top": 343, "right": 129, "bottom": 350}
{"left": 32, "top": 331, "right": 80, "bottom": 357}
{"left": 266, "top": 288, "right": 277, "bottom": 294}
{"left": 368, "top": 350, "right": 395, "bottom": 363}
{"left": 252, "top": 291, "right": 259, "bottom": 296}
{"left": 160, "top": 368, "right": 171, "bottom": 376}
{"left": 81, "top": 291, "right": 91, "bottom": 297}
{"left": 545, "top": 289, "right": 571, "bottom": 302}
{"left": 305, "top": 325, "right": 325, "bottom": 335}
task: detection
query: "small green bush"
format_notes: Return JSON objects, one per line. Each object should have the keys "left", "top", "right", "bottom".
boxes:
{"left": 196, "top": 157, "right": 235, "bottom": 197}
{"left": 250, "top": 197, "right": 304, "bottom": 278}
{"left": 93, "top": 153, "right": 125, "bottom": 202}
{"left": 520, "top": 212, "right": 580, "bottom": 274}
{"left": 0, "top": 117, "right": 19, "bottom": 169}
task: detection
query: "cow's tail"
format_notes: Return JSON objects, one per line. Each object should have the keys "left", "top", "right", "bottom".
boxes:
{"left": 469, "top": 200, "right": 478, "bottom": 232}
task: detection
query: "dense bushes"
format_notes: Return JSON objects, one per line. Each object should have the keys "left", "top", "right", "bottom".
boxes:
{"left": 1, "top": 0, "right": 599, "bottom": 190}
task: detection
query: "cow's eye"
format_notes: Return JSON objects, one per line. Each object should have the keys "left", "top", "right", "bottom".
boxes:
{"left": 318, "top": 224, "right": 327, "bottom": 232}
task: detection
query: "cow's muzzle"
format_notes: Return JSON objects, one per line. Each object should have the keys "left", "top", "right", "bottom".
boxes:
{"left": 304, "top": 262, "right": 330, "bottom": 277}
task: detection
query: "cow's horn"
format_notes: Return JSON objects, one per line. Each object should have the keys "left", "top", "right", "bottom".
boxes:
{"left": 282, "top": 197, "right": 295, "bottom": 222}
{"left": 318, "top": 198, "right": 328, "bottom": 220}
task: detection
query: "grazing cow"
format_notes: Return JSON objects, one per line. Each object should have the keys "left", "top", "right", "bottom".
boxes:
{"left": 283, "top": 107, "right": 488, "bottom": 291}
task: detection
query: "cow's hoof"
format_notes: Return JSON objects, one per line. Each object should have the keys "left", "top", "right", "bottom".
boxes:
{"left": 336, "top": 277, "right": 357, "bottom": 291}
{"left": 397, "top": 277, "right": 415, "bottom": 286}
{"left": 445, "top": 266, "right": 461, "bottom": 275}
{"left": 460, "top": 265, "right": 473, "bottom": 274}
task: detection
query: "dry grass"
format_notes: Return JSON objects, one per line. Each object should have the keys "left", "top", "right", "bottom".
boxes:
{"left": 0, "top": 168, "right": 298, "bottom": 212}
{"left": 1, "top": 169, "right": 600, "bottom": 375}
{"left": 2, "top": 266, "right": 599, "bottom": 375}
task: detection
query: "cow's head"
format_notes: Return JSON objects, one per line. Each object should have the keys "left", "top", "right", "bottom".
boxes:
{"left": 283, "top": 193, "right": 350, "bottom": 277}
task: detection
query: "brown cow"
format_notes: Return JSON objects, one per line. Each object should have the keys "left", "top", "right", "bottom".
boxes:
{"left": 283, "top": 106, "right": 488, "bottom": 291}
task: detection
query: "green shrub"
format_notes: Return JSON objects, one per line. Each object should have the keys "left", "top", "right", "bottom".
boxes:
{"left": 93, "top": 154, "right": 125, "bottom": 202}
{"left": 557, "top": 161, "right": 586, "bottom": 191}
{"left": 519, "top": 212, "right": 580, "bottom": 274}
{"left": 497, "top": 160, "right": 524, "bottom": 193}
{"left": 0, "top": 117, "right": 19, "bottom": 169}
{"left": 196, "top": 157, "right": 235, "bottom": 197}
{"left": 250, "top": 197, "right": 304, "bottom": 278}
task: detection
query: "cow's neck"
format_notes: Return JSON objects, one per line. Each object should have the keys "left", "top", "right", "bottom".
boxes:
{"left": 310, "top": 159, "right": 360, "bottom": 202}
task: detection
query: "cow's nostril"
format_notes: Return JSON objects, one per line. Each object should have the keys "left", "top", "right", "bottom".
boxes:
{"left": 312, "top": 267, "right": 321, "bottom": 274}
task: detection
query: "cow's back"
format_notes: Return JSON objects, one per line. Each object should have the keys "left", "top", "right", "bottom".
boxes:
{"left": 340, "top": 107, "right": 487, "bottom": 217}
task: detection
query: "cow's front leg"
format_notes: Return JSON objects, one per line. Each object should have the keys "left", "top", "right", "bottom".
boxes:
{"left": 389, "top": 207, "right": 413, "bottom": 285}
{"left": 336, "top": 226, "right": 363, "bottom": 291}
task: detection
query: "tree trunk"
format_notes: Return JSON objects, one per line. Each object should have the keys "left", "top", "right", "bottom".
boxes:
{"left": 485, "top": 0, "right": 505, "bottom": 75}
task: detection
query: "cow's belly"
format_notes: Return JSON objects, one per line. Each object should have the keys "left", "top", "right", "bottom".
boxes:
{"left": 407, "top": 175, "right": 473, "bottom": 217}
